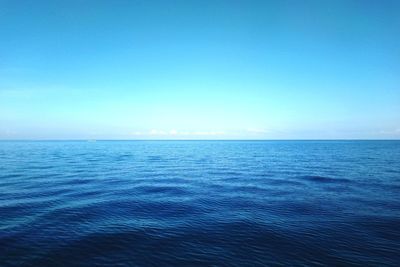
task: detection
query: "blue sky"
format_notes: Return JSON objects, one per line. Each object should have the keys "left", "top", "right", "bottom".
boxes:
{"left": 0, "top": 0, "right": 399, "bottom": 139}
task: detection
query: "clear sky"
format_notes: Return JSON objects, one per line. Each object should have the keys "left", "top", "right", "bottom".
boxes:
{"left": 0, "top": 0, "right": 399, "bottom": 139}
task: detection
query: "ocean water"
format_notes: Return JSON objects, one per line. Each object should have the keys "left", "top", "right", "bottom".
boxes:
{"left": 0, "top": 141, "right": 399, "bottom": 266}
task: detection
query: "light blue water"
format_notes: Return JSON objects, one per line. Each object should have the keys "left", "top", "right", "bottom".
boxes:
{"left": 1, "top": 141, "right": 399, "bottom": 266}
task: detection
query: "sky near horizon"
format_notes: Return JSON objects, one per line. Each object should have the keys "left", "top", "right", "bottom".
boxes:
{"left": 0, "top": 0, "right": 399, "bottom": 139}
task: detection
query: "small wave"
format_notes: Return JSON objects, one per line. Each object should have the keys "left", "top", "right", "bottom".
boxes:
{"left": 301, "top": 175, "right": 352, "bottom": 184}
{"left": 147, "top": 156, "right": 163, "bottom": 162}
{"left": 134, "top": 185, "right": 191, "bottom": 196}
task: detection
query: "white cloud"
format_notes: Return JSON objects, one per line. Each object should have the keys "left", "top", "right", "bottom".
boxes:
{"left": 149, "top": 129, "right": 159, "bottom": 135}
{"left": 131, "top": 129, "right": 226, "bottom": 137}
{"left": 378, "top": 128, "right": 400, "bottom": 136}
{"left": 191, "top": 131, "right": 225, "bottom": 136}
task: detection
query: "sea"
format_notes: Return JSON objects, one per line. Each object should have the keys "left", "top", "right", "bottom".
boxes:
{"left": 0, "top": 140, "right": 399, "bottom": 266}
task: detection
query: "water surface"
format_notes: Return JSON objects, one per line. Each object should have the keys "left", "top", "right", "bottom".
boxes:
{"left": 1, "top": 141, "right": 399, "bottom": 266}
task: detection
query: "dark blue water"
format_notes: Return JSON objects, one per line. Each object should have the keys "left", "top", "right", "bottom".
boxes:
{"left": 1, "top": 141, "right": 399, "bottom": 266}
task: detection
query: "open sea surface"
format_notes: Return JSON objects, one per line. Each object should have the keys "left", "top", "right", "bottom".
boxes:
{"left": 0, "top": 140, "right": 399, "bottom": 266}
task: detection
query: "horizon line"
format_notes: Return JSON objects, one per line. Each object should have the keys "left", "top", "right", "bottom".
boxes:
{"left": 0, "top": 139, "right": 399, "bottom": 142}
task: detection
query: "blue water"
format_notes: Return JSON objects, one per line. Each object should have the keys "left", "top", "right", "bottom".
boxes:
{"left": 1, "top": 141, "right": 399, "bottom": 266}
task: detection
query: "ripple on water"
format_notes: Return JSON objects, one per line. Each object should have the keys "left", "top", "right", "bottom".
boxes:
{"left": 0, "top": 140, "right": 399, "bottom": 266}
